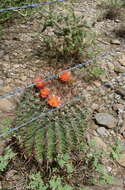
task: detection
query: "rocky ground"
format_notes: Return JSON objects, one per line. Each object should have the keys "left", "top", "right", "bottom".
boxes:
{"left": 0, "top": 0, "right": 125, "bottom": 189}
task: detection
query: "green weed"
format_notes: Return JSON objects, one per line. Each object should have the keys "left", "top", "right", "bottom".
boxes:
{"left": 85, "top": 140, "right": 114, "bottom": 185}
{"left": 89, "top": 66, "right": 104, "bottom": 77}
{"left": 27, "top": 172, "right": 48, "bottom": 190}
{"left": 0, "top": 117, "right": 14, "bottom": 137}
{"left": 101, "top": 0, "right": 125, "bottom": 8}
{"left": 110, "top": 140, "right": 124, "bottom": 160}
{"left": 40, "top": 4, "right": 96, "bottom": 63}
{"left": 0, "top": 147, "right": 15, "bottom": 172}
{"left": 27, "top": 172, "right": 73, "bottom": 190}
{"left": 97, "top": 0, "right": 125, "bottom": 21}
{"left": 57, "top": 153, "right": 74, "bottom": 174}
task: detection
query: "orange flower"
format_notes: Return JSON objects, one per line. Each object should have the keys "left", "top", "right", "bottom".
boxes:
{"left": 59, "top": 71, "right": 72, "bottom": 82}
{"left": 33, "top": 77, "right": 47, "bottom": 88}
{"left": 40, "top": 87, "right": 51, "bottom": 98}
{"left": 47, "top": 95, "right": 61, "bottom": 107}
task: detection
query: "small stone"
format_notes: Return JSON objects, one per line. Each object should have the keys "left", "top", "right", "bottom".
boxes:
{"left": 95, "top": 113, "right": 117, "bottom": 128}
{"left": 113, "top": 104, "right": 124, "bottom": 111}
{"left": 88, "top": 120, "right": 98, "bottom": 130}
{"left": 4, "top": 54, "right": 10, "bottom": 61}
{"left": 6, "top": 78, "right": 12, "bottom": 83}
{"left": 93, "top": 80, "right": 101, "bottom": 87}
{"left": 92, "top": 136, "right": 107, "bottom": 151}
{"left": 100, "top": 75, "right": 109, "bottom": 83}
{"left": 0, "top": 99, "right": 16, "bottom": 112}
{"left": 0, "top": 50, "right": 4, "bottom": 58}
{"left": 21, "top": 75, "right": 27, "bottom": 81}
{"left": 123, "top": 113, "right": 125, "bottom": 120}
{"left": 0, "top": 79, "right": 4, "bottom": 87}
{"left": 114, "top": 65, "right": 125, "bottom": 73}
{"left": 96, "top": 127, "right": 109, "bottom": 137}
{"left": 120, "top": 120, "right": 125, "bottom": 134}
{"left": 91, "top": 103, "right": 99, "bottom": 111}
{"left": 117, "top": 153, "right": 125, "bottom": 167}
{"left": 108, "top": 63, "right": 115, "bottom": 70}
{"left": 107, "top": 166, "right": 112, "bottom": 172}
{"left": 115, "top": 19, "right": 120, "bottom": 23}
{"left": 110, "top": 39, "right": 121, "bottom": 45}
{"left": 119, "top": 56, "right": 125, "bottom": 67}
{"left": 115, "top": 88, "right": 125, "bottom": 98}
{"left": 14, "top": 64, "right": 20, "bottom": 69}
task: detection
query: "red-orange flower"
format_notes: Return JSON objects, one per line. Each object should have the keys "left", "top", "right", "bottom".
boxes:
{"left": 59, "top": 71, "right": 72, "bottom": 82}
{"left": 40, "top": 87, "right": 51, "bottom": 98}
{"left": 47, "top": 95, "right": 61, "bottom": 107}
{"left": 33, "top": 77, "right": 48, "bottom": 88}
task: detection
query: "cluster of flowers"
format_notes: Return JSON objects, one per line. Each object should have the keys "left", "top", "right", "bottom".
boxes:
{"left": 33, "top": 71, "right": 72, "bottom": 107}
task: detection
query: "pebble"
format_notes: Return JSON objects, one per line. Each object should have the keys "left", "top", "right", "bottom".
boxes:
{"left": 89, "top": 120, "right": 99, "bottom": 130}
{"left": 14, "top": 64, "right": 20, "bottom": 69}
{"left": 21, "top": 75, "right": 27, "bottom": 81}
{"left": 120, "top": 120, "right": 125, "bottom": 134}
{"left": 107, "top": 166, "right": 112, "bottom": 172}
{"left": 114, "top": 65, "right": 125, "bottom": 73}
{"left": 4, "top": 54, "right": 10, "bottom": 61}
{"left": 0, "top": 98, "right": 16, "bottom": 112}
{"left": 113, "top": 104, "right": 124, "bottom": 111}
{"left": 0, "top": 79, "right": 4, "bottom": 87}
{"left": 93, "top": 80, "right": 101, "bottom": 87}
{"left": 96, "top": 127, "right": 109, "bottom": 137}
{"left": 123, "top": 113, "right": 125, "bottom": 120}
{"left": 95, "top": 113, "right": 117, "bottom": 128}
{"left": 110, "top": 39, "right": 121, "bottom": 45}
{"left": 119, "top": 56, "right": 125, "bottom": 67}
{"left": 91, "top": 103, "right": 99, "bottom": 111}
{"left": 108, "top": 63, "right": 115, "bottom": 70}
{"left": 115, "top": 88, "right": 125, "bottom": 99}
{"left": 91, "top": 136, "right": 107, "bottom": 151}
{"left": 117, "top": 153, "right": 125, "bottom": 167}
{"left": 0, "top": 50, "right": 4, "bottom": 58}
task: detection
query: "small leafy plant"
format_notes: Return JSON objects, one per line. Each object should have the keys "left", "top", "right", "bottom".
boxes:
{"left": 27, "top": 172, "right": 73, "bottom": 190}
{"left": 0, "top": 147, "right": 15, "bottom": 172}
{"left": 57, "top": 153, "right": 74, "bottom": 174}
{"left": 84, "top": 139, "right": 114, "bottom": 185}
{"left": 49, "top": 176, "right": 73, "bottom": 190}
{"left": 40, "top": 4, "right": 96, "bottom": 62}
{"left": 110, "top": 140, "right": 123, "bottom": 160}
{"left": 0, "top": 0, "right": 47, "bottom": 23}
{"left": 89, "top": 66, "right": 104, "bottom": 78}
{"left": 27, "top": 172, "right": 48, "bottom": 190}
{"left": 101, "top": 0, "right": 125, "bottom": 8}
{"left": 97, "top": 0, "right": 125, "bottom": 21}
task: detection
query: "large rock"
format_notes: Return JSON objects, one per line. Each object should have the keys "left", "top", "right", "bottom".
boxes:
{"left": 95, "top": 113, "right": 117, "bottom": 128}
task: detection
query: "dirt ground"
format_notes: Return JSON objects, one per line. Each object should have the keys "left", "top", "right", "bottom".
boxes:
{"left": 0, "top": 0, "right": 125, "bottom": 189}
